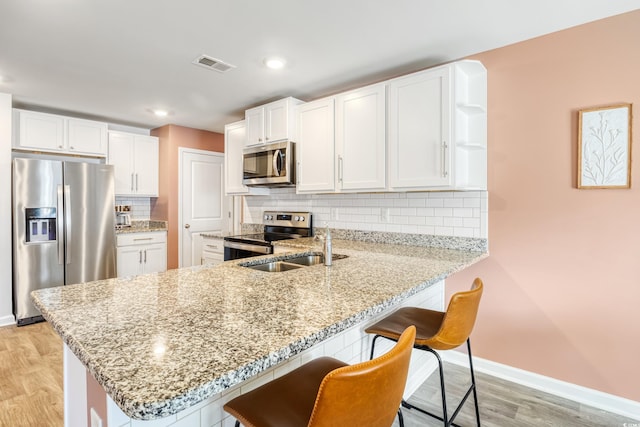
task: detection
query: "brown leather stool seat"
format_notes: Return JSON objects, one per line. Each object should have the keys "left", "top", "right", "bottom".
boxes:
{"left": 224, "top": 325, "right": 416, "bottom": 427}
{"left": 366, "top": 278, "right": 484, "bottom": 427}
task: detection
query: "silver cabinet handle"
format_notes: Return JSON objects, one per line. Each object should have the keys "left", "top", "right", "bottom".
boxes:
{"left": 338, "top": 156, "right": 344, "bottom": 184}
{"left": 185, "top": 224, "right": 191, "bottom": 229}
{"left": 297, "top": 161, "right": 300, "bottom": 184}
{"left": 144, "top": 249, "right": 147, "bottom": 263}
{"left": 205, "top": 244, "right": 218, "bottom": 249}
{"left": 139, "top": 250, "right": 142, "bottom": 264}
{"left": 133, "top": 237, "right": 153, "bottom": 241}
{"left": 441, "top": 141, "right": 449, "bottom": 178}
{"left": 69, "top": 146, "right": 74, "bottom": 150}
{"left": 131, "top": 173, "right": 134, "bottom": 191}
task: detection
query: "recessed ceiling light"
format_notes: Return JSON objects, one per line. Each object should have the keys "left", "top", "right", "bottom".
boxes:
{"left": 153, "top": 109, "right": 168, "bottom": 117}
{"left": 264, "top": 57, "right": 286, "bottom": 70}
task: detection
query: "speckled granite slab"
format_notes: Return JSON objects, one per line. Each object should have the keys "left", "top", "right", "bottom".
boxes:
{"left": 240, "top": 223, "right": 487, "bottom": 251}
{"left": 31, "top": 239, "right": 486, "bottom": 420}
{"left": 116, "top": 220, "right": 168, "bottom": 234}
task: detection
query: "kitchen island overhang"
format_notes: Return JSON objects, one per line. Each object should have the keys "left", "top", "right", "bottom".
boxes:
{"left": 31, "top": 237, "right": 487, "bottom": 423}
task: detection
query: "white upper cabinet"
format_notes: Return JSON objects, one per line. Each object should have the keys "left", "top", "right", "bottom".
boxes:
{"left": 388, "top": 61, "right": 487, "bottom": 190}
{"left": 296, "top": 97, "right": 336, "bottom": 193}
{"left": 244, "top": 97, "right": 303, "bottom": 146}
{"left": 13, "top": 109, "right": 107, "bottom": 156}
{"left": 224, "top": 120, "right": 250, "bottom": 195}
{"left": 336, "top": 83, "right": 386, "bottom": 191}
{"left": 107, "top": 131, "right": 159, "bottom": 197}
{"left": 388, "top": 66, "right": 451, "bottom": 188}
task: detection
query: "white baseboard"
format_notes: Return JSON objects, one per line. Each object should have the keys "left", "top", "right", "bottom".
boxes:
{"left": 441, "top": 350, "right": 640, "bottom": 421}
{"left": 0, "top": 314, "right": 16, "bottom": 327}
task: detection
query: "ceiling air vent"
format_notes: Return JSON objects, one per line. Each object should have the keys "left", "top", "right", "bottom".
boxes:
{"left": 192, "top": 54, "right": 236, "bottom": 73}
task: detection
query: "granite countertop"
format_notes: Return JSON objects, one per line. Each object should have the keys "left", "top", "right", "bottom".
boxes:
{"left": 31, "top": 238, "right": 487, "bottom": 420}
{"left": 116, "top": 220, "right": 168, "bottom": 234}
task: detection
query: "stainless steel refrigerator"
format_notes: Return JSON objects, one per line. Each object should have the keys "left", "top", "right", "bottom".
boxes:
{"left": 12, "top": 158, "right": 117, "bottom": 325}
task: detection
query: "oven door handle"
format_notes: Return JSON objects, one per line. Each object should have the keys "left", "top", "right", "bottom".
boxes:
{"left": 223, "top": 240, "right": 272, "bottom": 254}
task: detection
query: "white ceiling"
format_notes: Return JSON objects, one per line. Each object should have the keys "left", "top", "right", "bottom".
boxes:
{"left": 1, "top": 1, "right": 638, "bottom": 133}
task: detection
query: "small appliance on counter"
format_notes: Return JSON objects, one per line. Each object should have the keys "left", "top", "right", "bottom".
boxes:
{"left": 115, "top": 204, "right": 132, "bottom": 228}
{"left": 223, "top": 211, "right": 312, "bottom": 260}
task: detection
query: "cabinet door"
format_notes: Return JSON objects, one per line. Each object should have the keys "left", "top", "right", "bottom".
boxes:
{"left": 336, "top": 84, "right": 386, "bottom": 191}
{"left": 16, "top": 110, "right": 65, "bottom": 151}
{"left": 296, "top": 98, "right": 336, "bottom": 193}
{"left": 116, "top": 246, "right": 142, "bottom": 277}
{"left": 133, "top": 135, "right": 159, "bottom": 196}
{"left": 388, "top": 67, "right": 451, "bottom": 189}
{"left": 142, "top": 244, "right": 166, "bottom": 274}
{"left": 264, "top": 99, "right": 289, "bottom": 143}
{"left": 224, "top": 120, "right": 249, "bottom": 195}
{"left": 67, "top": 118, "right": 108, "bottom": 156}
{"left": 108, "top": 132, "right": 135, "bottom": 195}
{"left": 245, "top": 106, "right": 264, "bottom": 146}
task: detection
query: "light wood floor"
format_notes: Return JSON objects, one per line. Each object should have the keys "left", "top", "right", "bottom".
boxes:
{"left": 0, "top": 322, "right": 637, "bottom": 427}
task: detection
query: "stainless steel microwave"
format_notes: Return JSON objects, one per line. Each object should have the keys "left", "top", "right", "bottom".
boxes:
{"left": 242, "top": 140, "right": 296, "bottom": 187}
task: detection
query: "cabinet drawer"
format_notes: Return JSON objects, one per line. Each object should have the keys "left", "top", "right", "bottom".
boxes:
{"left": 117, "top": 231, "right": 167, "bottom": 247}
{"left": 202, "top": 237, "right": 224, "bottom": 254}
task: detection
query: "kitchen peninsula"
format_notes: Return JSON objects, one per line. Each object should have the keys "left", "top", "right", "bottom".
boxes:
{"left": 32, "top": 234, "right": 487, "bottom": 427}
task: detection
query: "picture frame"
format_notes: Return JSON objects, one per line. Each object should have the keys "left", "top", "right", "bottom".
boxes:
{"left": 578, "top": 103, "right": 632, "bottom": 189}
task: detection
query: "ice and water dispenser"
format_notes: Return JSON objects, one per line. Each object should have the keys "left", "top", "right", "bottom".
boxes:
{"left": 25, "top": 207, "right": 57, "bottom": 243}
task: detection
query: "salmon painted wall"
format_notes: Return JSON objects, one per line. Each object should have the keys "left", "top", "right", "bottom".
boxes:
{"left": 150, "top": 124, "right": 224, "bottom": 269}
{"left": 447, "top": 10, "right": 640, "bottom": 401}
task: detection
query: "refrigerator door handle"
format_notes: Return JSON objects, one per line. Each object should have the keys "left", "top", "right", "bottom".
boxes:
{"left": 64, "top": 185, "right": 71, "bottom": 265}
{"left": 57, "top": 185, "right": 64, "bottom": 265}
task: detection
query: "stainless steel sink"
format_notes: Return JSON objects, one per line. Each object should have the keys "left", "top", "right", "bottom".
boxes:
{"left": 285, "top": 253, "right": 348, "bottom": 266}
{"left": 240, "top": 252, "right": 347, "bottom": 272}
{"left": 246, "top": 261, "right": 303, "bottom": 272}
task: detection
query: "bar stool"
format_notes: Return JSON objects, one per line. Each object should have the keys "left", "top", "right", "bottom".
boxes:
{"left": 223, "top": 325, "right": 416, "bottom": 427}
{"left": 366, "top": 278, "right": 484, "bottom": 427}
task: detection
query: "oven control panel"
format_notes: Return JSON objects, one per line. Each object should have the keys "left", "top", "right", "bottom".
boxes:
{"left": 263, "top": 211, "right": 312, "bottom": 229}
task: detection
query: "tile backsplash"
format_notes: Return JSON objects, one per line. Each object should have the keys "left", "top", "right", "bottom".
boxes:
{"left": 243, "top": 189, "right": 488, "bottom": 239}
{"left": 115, "top": 197, "right": 151, "bottom": 219}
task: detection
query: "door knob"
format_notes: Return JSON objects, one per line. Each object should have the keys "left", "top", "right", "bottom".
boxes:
{"left": 185, "top": 224, "right": 191, "bottom": 229}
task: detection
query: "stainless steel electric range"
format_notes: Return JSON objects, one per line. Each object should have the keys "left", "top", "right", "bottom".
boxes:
{"left": 223, "top": 211, "right": 312, "bottom": 261}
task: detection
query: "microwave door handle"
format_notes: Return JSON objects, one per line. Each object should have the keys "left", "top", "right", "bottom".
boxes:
{"left": 272, "top": 149, "right": 281, "bottom": 177}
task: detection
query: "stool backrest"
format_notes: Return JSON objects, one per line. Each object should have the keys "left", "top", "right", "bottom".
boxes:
{"left": 433, "top": 277, "right": 483, "bottom": 350}
{"left": 307, "top": 325, "right": 416, "bottom": 427}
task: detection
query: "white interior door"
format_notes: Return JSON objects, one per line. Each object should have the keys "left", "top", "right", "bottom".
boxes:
{"left": 179, "top": 149, "right": 230, "bottom": 267}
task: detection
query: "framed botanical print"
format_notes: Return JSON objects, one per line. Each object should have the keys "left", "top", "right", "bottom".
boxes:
{"left": 578, "top": 103, "right": 632, "bottom": 189}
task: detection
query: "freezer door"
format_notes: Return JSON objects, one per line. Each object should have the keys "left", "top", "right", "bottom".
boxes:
{"left": 12, "top": 158, "right": 65, "bottom": 324}
{"left": 63, "top": 162, "right": 117, "bottom": 285}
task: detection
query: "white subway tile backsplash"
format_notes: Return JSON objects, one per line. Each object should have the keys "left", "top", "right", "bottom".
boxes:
{"left": 243, "top": 190, "right": 488, "bottom": 239}
{"left": 443, "top": 198, "right": 464, "bottom": 208}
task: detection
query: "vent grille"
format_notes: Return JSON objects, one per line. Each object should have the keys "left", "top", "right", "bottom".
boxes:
{"left": 192, "top": 54, "right": 236, "bottom": 73}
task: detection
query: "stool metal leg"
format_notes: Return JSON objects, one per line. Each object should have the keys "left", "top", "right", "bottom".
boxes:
{"left": 467, "top": 338, "right": 481, "bottom": 427}
{"left": 371, "top": 335, "right": 481, "bottom": 427}
{"left": 397, "top": 407, "right": 405, "bottom": 427}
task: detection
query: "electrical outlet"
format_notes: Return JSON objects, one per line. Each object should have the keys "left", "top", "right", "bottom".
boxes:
{"left": 330, "top": 207, "right": 338, "bottom": 221}
{"left": 90, "top": 408, "right": 103, "bottom": 427}
{"left": 380, "top": 207, "right": 389, "bottom": 223}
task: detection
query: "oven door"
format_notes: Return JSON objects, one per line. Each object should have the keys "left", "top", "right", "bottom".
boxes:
{"left": 223, "top": 240, "right": 272, "bottom": 261}
{"left": 242, "top": 141, "right": 295, "bottom": 186}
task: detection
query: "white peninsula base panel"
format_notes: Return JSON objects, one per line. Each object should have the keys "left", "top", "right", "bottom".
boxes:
{"left": 65, "top": 281, "right": 444, "bottom": 427}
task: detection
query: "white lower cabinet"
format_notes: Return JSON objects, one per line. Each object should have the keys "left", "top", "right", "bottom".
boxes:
{"left": 116, "top": 231, "right": 167, "bottom": 277}
{"left": 200, "top": 235, "right": 224, "bottom": 266}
